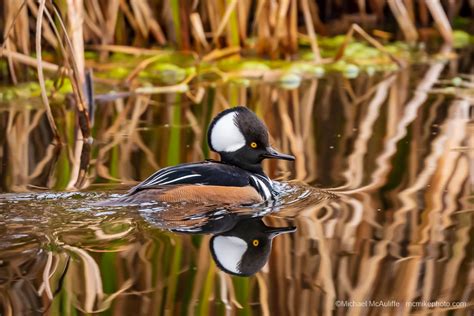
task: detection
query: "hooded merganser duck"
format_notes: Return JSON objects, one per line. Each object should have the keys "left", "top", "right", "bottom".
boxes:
{"left": 121, "top": 106, "right": 295, "bottom": 205}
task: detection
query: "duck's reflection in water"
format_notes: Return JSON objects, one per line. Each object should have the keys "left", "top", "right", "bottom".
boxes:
{"left": 140, "top": 204, "right": 296, "bottom": 276}
{"left": 209, "top": 217, "right": 295, "bottom": 276}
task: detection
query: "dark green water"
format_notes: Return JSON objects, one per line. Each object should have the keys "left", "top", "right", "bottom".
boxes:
{"left": 1, "top": 54, "right": 473, "bottom": 315}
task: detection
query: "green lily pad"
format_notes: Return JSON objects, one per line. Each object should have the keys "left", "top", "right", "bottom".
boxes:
{"left": 453, "top": 30, "right": 471, "bottom": 48}
{"left": 278, "top": 73, "right": 302, "bottom": 89}
{"left": 139, "top": 63, "right": 187, "bottom": 85}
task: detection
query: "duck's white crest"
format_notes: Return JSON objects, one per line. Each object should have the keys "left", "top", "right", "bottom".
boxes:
{"left": 210, "top": 111, "right": 246, "bottom": 152}
{"left": 212, "top": 236, "right": 247, "bottom": 274}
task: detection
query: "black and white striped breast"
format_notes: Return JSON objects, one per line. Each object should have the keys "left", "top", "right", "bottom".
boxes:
{"left": 248, "top": 174, "right": 274, "bottom": 200}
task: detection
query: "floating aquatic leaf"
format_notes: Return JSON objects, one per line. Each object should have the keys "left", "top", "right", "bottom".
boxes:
{"left": 284, "top": 63, "right": 325, "bottom": 77}
{"left": 452, "top": 77, "right": 463, "bottom": 86}
{"left": 108, "top": 67, "right": 130, "bottom": 80}
{"left": 345, "top": 42, "right": 380, "bottom": 59}
{"left": 453, "top": 30, "right": 472, "bottom": 48}
{"left": 318, "top": 35, "right": 348, "bottom": 48}
{"left": 229, "top": 78, "right": 251, "bottom": 86}
{"left": 57, "top": 79, "right": 73, "bottom": 94}
{"left": 139, "top": 63, "right": 187, "bottom": 85}
{"left": 218, "top": 59, "right": 270, "bottom": 72}
{"left": 329, "top": 61, "right": 360, "bottom": 78}
{"left": 238, "top": 61, "right": 271, "bottom": 72}
{"left": 344, "top": 64, "right": 360, "bottom": 78}
{"left": 278, "top": 73, "right": 302, "bottom": 89}
{"left": 84, "top": 51, "right": 99, "bottom": 60}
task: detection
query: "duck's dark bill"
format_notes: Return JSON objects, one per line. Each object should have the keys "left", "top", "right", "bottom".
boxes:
{"left": 265, "top": 226, "right": 297, "bottom": 237}
{"left": 263, "top": 147, "right": 295, "bottom": 161}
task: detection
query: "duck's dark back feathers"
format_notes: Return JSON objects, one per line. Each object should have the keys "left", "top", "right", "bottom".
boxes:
{"left": 129, "top": 161, "right": 253, "bottom": 193}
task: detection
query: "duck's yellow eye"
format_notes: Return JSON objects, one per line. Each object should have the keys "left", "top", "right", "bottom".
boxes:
{"left": 250, "top": 142, "right": 258, "bottom": 149}
{"left": 252, "top": 239, "right": 259, "bottom": 246}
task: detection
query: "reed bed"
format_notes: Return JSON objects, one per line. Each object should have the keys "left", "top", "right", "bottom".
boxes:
{"left": 1, "top": 1, "right": 469, "bottom": 90}
{"left": 1, "top": 1, "right": 471, "bottom": 101}
{"left": 2, "top": 0, "right": 470, "bottom": 62}
{"left": 0, "top": 1, "right": 473, "bottom": 315}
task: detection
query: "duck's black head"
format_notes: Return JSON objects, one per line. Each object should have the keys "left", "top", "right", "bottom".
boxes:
{"left": 207, "top": 106, "right": 295, "bottom": 174}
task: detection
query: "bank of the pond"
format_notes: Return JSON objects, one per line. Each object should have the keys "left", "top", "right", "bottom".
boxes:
{"left": 1, "top": 31, "right": 473, "bottom": 103}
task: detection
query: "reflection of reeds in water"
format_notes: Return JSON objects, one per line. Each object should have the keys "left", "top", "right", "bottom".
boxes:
{"left": 1, "top": 52, "right": 473, "bottom": 315}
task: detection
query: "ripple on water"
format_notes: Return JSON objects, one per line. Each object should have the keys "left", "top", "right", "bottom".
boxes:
{"left": 0, "top": 181, "right": 334, "bottom": 282}
{"left": 0, "top": 181, "right": 332, "bottom": 240}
